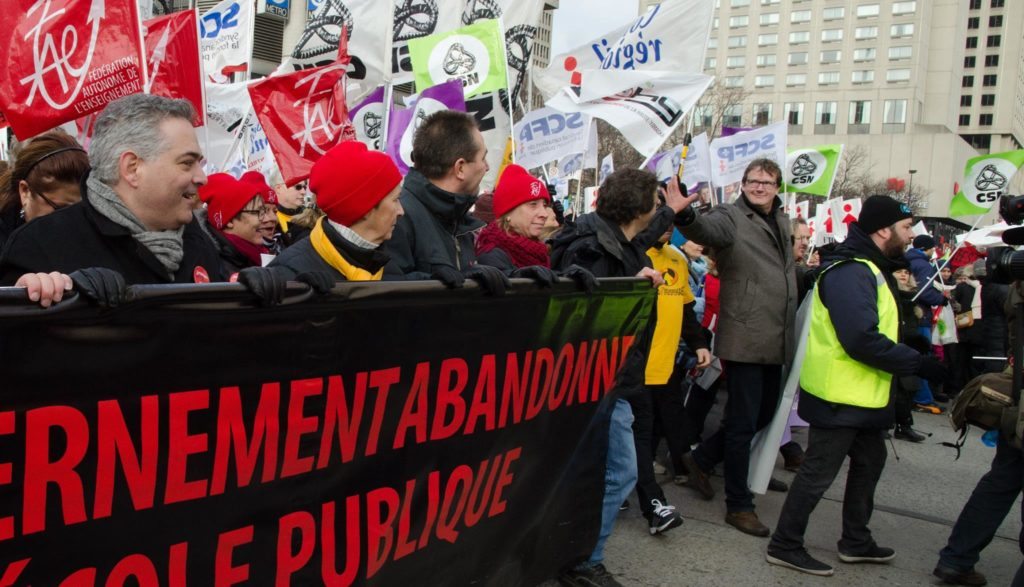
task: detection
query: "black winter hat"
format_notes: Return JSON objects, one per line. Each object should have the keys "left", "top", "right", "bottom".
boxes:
{"left": 912, "top": 234, "right": 936, "bottom": 250}
{"left": 856, "top": 195, "right": 913, "bottom": 234}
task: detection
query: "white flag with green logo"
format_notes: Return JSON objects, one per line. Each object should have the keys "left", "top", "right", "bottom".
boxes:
{"left": 949, "top": 150, "right": 1024, "bottom": 217}
{"left": 783, "top": 144, "right": 843, "bottom": 197}
{"left": 407, "top": 19, "right": 508, "bottom": 99}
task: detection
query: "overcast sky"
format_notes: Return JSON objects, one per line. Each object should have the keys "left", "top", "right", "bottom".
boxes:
{"left": 550, "top": 0, "right": 640, "bottom": 55}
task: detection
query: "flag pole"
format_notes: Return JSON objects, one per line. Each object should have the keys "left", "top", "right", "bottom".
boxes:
{"left": 499, "top": 17, "right": 517, "bottom": 163}
{"left": 576, "top": 119, "right": 593, "bottom": 217}
{"left": 380, "top": 82, "right": 394, "bottom": 153}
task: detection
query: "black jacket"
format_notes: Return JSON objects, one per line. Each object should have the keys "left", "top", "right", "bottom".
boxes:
{"left": 270, "top": 222, "right": 389, "bottom": 281}
{"left": 382, "top": 169, "right": 484, "bottom": 280}
{"left": 905, "top": 247, "right": 946, "bottom": 326}
{"left": 0, "top": 207, "right": 23, "bottom": 254}
{"left": 953, "top": 282, "right": 984, "bottom": 345}
{"left": 549, "top": 206, "right": 674, "bottom": 277}
{"left": 981, "top": 278, "right": 1009, "bottom": 358}
{"left": 799, "top": 224, "right": 921, "bottom": 429}
{"left": 194, "top": 209, "right": 258, "bottom": 276}
{"left": 0, "top": 195, "right": 226, "bottom": 285}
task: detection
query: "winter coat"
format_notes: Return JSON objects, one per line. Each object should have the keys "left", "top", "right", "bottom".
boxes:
{"left": 981, "top": 278, "right": 1009, "bottom": 359}
{"left": 194, "top": 209, "right": 259, "bottom": 276}
{"left": 953, "top": 281, "right": 985, "bottom": 345}
{"left": 270, "top": 221, "right": 389, "bottom": 281}
{"left": 382, "top": 169, "right": 484, "bottom": 280}
{"left": 0, "top": 207, "right": 23, "bottom": 254}
{"left": 0, "top": 194, "right": 226, "bottom": 285}
{"left": 798, "top": 224, "right": 921, "bottom": 430}
{"left": 904, "top": 247, "right": 947, "bottom": 327}
{"left": 676, "top": 194, "right": 797, "bottom": 365}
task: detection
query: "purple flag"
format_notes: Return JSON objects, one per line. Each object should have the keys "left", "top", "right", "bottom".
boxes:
{"left": 351, "top": 86, "right": 386, "bottom": 151}
{"left": 721, "top": 126, "right": 754, "bottom": 137}
{"left": 385, "top": 80, "right": 466, "bottom": 175}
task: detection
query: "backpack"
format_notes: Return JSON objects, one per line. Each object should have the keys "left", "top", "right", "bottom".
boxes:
{"left": 943, "top": 370, "right": 1018, "bottom": 458}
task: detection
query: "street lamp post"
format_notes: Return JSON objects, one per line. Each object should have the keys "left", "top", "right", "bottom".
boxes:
{"left": 908, "top": 169, "right": 917, "bottom": 196}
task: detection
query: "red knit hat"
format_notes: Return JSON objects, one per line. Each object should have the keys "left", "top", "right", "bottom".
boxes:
{"left": 241, "top": 170, "right": 277, "bottom": 206}
{"left": 201, "top": 173, "right": 259, "bottom": 230}
{"left": 493, "top": 164, "right": 549, "bottom": 219}
{"left": 309, "top": 140, "right": 402, "bottom": 226}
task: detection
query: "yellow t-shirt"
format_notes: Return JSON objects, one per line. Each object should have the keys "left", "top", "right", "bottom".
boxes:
{"left": 645, "top": 244, "right": 696, "bottom": 385}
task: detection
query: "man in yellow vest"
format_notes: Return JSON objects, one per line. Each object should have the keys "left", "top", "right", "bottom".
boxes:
{"left": 766, "top": 195, "right": 947, "bottom": 576}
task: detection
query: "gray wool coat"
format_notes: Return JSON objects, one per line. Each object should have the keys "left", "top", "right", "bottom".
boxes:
{"left": 678, "top": 196, "right": 797, "bottom": 365}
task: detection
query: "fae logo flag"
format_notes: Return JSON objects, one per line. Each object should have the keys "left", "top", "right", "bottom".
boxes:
{"left": 408, "top": 19, "right": 507, "bottom": 98}
{"left": 949, "top": 150, "right": 1024, "bottom": 217}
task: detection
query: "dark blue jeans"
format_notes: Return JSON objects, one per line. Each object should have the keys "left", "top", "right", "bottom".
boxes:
{"left": 939, "top": 436, "right": 1024, "bottom": 573}
{"left": 692, "top": 361, "right": 782, "bottom": 513}
{"left": 769, "top": 426, "right": 887, "bottom": 554}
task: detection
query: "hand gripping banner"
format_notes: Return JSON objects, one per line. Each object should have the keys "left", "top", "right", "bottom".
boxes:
{"left": 0, "top": 279, "right": 654, "bottom": 585}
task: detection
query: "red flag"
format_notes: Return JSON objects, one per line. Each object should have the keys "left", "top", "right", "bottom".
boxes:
{"left": 144, "top": 10, "right": 204, "bottom": 126}
{"left": 249, "top": 58, "right": 355, "bottom": 185}
{"left": 0, "top": 0, "right": 146, "bottom": 139}
{"left": 0, "top": 110, "right": 8, "bottom": 131}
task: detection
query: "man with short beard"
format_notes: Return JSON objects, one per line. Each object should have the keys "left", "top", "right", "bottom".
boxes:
{"left": 765, "top": 195, "right": 947, "bottom": 577}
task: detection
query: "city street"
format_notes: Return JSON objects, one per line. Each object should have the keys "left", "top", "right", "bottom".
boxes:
{"left": 568, "top": 410, "right": 1021, "bottom": 586}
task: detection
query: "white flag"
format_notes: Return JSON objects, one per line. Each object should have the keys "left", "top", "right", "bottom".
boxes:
{"left": 200, "top": 0, "right": 254, "bottom": 83}
{"left": 513, "top": 107, "right": 592, "bottom": 170}
{"left": 709, "top": 122, "right": 788, "bottom": 188}
{"left": 682, "top": 133, "right": 712, "bottom": 187}
{"left": 535, "top": 0, "right": 714, "bottom": 99}
{"left": 461, "top": 0, "right": 547, "bottom": 106}
{"left": 277, "top": 0, "right": 393, "bottom": 103}
{"left": 391, "top": 0, "right": 463, "bottom": 84}
{"left": 599, "top": 153, "right": 614, "bottom": 185}
{"left": 829, "top": 198, "right": 862, "bottom": 242}
{"left": 202, "top": 81, "right": 276, "bottom": 179}
{"left": 547, "top": 71, "right": 712, "bottom": 159}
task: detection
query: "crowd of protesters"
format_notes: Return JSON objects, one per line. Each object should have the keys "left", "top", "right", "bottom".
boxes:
{"left": 0, "top": 93, "right": 1020, "bottom": 586}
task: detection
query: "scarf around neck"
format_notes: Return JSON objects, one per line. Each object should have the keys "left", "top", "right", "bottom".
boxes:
{"left": 475, "top": 222, "right": 550, "bottom": 268}
{"left": 87, "top": 175, "right": 185, "bottom": 278}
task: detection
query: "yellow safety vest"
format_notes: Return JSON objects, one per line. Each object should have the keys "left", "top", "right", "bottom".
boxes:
{"left": 800, "top": 258, "right": 898, "bottom": 408}
{"left": 645, "top": 244, "right": 696, "bottom": 385}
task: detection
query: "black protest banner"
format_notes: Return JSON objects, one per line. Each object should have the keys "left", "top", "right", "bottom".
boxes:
{"left": 0, "top": 279, "right": 654, "bottom": 586}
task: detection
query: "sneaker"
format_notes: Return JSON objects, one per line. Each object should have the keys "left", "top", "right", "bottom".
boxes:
{"left": 558, "top": 563, "right": 624, "bottom": 587}
{"left": 933, "top": 564, "right": 987, "bottom": 586}
{"left": 894, "top": 424, "right": 927, "bottom": 443}
{"left": 619, "top": 500, "right": 629, "bottom": 511}
{"left": 672, "top": 475, "right": 687, "bottom": 486}
{"left": 725, "top": 511, "right": 770, "bottom": 537}
{"left": 681, "top": 452, "right": 715, "bottom": 500}
{"left": 783, "top": 453, "right": 804, "bottom": 472}
{"left": 647, "top": 499, "right": 684, "bottom": 535}
{"left": 914, "top": 403, "right": 944, "bottom": 414}
{"left": 653, "top": 460, "right": 667, "bottom": 475}
{"left": 838, "top": 545, "right": 895, "bottom": 564}
{"left": 768, "top": 477, "right": 788, "bottom": 492}
{"left": 766, "top": 548, "right": 835, "bottom": 576}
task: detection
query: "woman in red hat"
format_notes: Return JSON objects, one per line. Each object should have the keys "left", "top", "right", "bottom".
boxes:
{"left": 475, "top": 164, "right": 554, "bottom": 271}
{"left": 199, "top": 173, "right": 271, "bottom": 276}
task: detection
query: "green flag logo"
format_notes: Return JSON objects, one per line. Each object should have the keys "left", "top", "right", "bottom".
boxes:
{"left": 409, "top": 19, "right": 507, "bottom": 98}
{"left": 783, "top": 145, "right": 843, "bottom": 197}
{"left": 950, "top": 150, "right": 1024, "bottom": 217}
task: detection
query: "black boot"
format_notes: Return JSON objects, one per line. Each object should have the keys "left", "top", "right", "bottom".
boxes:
{"left": 894, "top": 424, "right": 926, "bottom": 443}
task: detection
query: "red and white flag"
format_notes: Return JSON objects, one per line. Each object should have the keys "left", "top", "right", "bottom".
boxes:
{"left": 249, "top": 57, "right": 355, "bottom": 185}
{"left": 144, "top": 9, "right": 204, "bottom": 125}
{"left": 0, "top": 0, "right": 147, "bottom": 138}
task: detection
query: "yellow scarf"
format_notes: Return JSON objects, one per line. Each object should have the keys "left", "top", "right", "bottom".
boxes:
{"left": 276, "top": 210, "right": 292, "bottom": 233}
{"left": 309, "top": 218, "right": 383, "bottom": 281}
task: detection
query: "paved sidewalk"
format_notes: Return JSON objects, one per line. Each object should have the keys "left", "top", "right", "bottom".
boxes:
{"left": 549, "top": 411, "right": 1022, "bottom": 586}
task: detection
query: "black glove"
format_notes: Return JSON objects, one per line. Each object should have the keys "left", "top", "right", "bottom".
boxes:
{"left": 464, "top": 264, "right": 510, "bottom": 296}
{"left": 237, "top": 266, "right": 288, "bottom": 307}
{"left": 551, "top": 200, "right": 565, "bottom": 225}
{"left": 511, "top": 265, "right": 556, "bottom": 288}
{"left": 559, "top": 264, "right": 598, "bottom": 294}
{"left": 431, "top": 264, "right": 465, "bottom": 288}
{"left": 69, "top": 267, "right": 127, "bottom": 308}
{"left": 295, "top": 271, "right": 336, "bottom": 295}
{"left": 915, "top": 355, "right": 948, "bottom": 384}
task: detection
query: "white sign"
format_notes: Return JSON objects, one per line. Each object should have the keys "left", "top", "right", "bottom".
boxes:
{"left": 709, "top": 122, "right": 788, "bottom": 187}
{"left": 200, "top": 0, "right": 253, "bottom": 83}
{"left": 513, "top": 107, "right": 591, "bottom": 171}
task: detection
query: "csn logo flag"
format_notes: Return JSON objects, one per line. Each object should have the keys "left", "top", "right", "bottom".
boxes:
{"left": 407, "top": 18, "right": 508, "bottom": 99}
{"left": 144, "top": 10, "right": 205, "bottom": 126}
{"left": 709, "top": 122, "right": 788, "bottom": 188}
{"left": 782, "top": 144, "right": 843, "bottom": 198}
{"left": 0, "top": 0, "right": 146, "bottom": 139}
{"left": 513, "top": 107, "right": 591, "bottom": 171}
{"left": 200, "top": 0, "right": 253, "bottom": 83}
{"left": 949, "top": 150, "right": 1024, "bottom": 217}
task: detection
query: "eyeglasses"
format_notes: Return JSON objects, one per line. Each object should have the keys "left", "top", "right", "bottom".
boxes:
{"left": 239, "top": 206, "right": 274, "bottom": 218}
{"left": 31, "top": 189, "right": 72, "bottom": 211}
{"left": 744, "top": 179, "right": 778, "bottom": 189}
{"left": 293, "top": 183, "right": 307, "bottom": 191}
{"left": 793, "top": 236, "right": 811, "bottom": 243}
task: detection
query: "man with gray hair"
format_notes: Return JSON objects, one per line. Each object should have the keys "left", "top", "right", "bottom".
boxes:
{"left": 0, "top": 94, "right": 227, "bottom": 305}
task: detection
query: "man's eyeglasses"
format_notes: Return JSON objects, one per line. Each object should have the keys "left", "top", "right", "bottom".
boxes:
{"left": 293, "top": 183, "right": 307, "bottom": 191}
{"left": 239, "top": 206, "right": 274, "bottom": 218}
{"left": 744, "top": 179, "right": 778, "bottom": 188}
{"left": 31, "top": 189, "right": 71, "bottom": 211}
